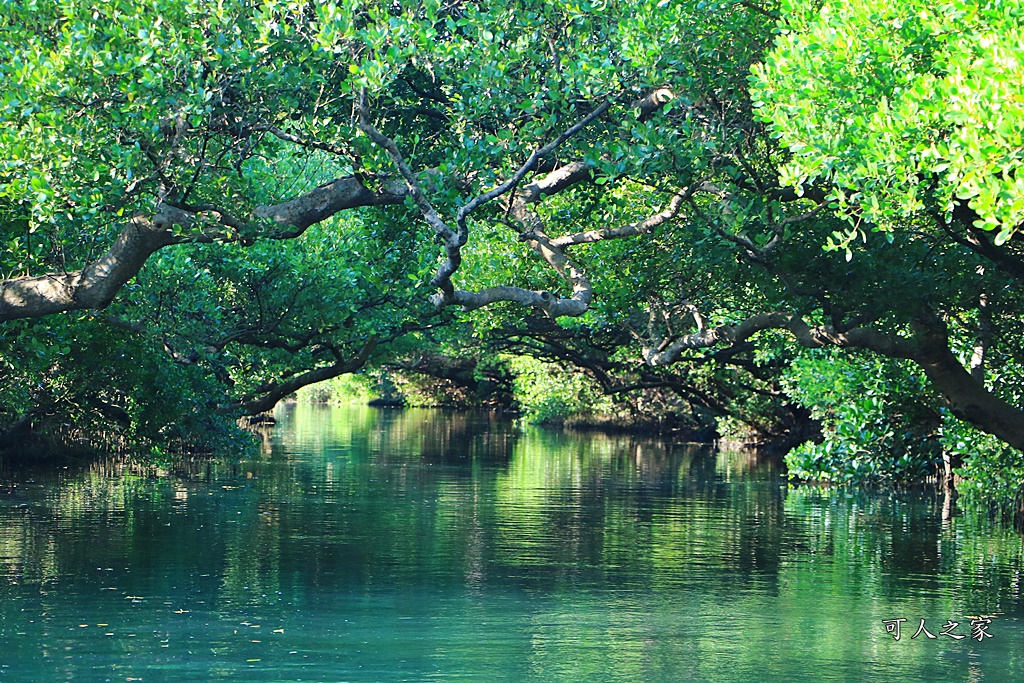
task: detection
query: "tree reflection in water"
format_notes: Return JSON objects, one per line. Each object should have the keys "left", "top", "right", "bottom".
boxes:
{"left": 0, "top": 405, "right": 1020, "bottom": 682}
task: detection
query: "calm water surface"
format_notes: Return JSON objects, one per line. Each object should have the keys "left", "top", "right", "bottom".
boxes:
{"left": 1, "top": 405, "right": 1022, "bottom": 682}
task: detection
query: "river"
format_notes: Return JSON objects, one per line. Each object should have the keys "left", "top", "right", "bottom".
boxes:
{"left": 1, "top": 404, "right": 1022, "bottom": 681}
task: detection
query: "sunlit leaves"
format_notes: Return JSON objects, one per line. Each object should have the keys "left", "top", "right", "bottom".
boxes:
{"left": 752, "top": 0, "right": 1024, "bottom": 242}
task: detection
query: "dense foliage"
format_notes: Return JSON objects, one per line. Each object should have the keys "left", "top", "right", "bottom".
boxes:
{"left": 1, "top": 0, "right": 1022, "bottom": 506}
{"left": 752, "top": 0, "right": 1024, "bottom": 249}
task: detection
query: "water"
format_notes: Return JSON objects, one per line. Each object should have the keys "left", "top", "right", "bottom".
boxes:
{"left": 1, "top": 404, "right": 1022, "bottom": 682}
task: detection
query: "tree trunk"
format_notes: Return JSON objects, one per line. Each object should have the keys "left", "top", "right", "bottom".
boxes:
{"left": 913, "top": 323, "right": 1024, "bottom": 451}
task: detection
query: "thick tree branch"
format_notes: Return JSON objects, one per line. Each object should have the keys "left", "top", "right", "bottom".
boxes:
{"left": 0, "top": 215, "right": 177, "bottom": 322}
{"left": 255, "top": 174, "right": 409, "bottom": 236}
{"left": 0, "top": 174, "right": 408, "bottom": 323}
{"left": 642, "top": 309, "right": 1024, "bottom": 449}
{"left": 634, "top": 88, "right": 675, "bottom": 122}
{"left": 936, "top": 215, "right": 1024, "bottom": 282}
{"left": 443, "top": 285, "right": 590, "bottom": 317}
{"left": 910, "top": 317, "right": 1024, "bottom": 450}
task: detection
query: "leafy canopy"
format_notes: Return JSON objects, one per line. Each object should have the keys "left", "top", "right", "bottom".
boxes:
{"left": 752, "top": 0, "right": 1024, "bottom": 248}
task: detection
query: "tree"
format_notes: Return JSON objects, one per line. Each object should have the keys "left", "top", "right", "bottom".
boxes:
{"left": 746, "top": 0, "right": 1024, "bottom": 448}
{"left": 1, "top": 0, "right": 763, "bottom": 443}
{"left": 1, "top": 0, "right": 1022, "bottom": 461}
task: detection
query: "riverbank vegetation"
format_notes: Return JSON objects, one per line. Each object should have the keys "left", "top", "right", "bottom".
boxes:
{"left": 2, "top": 0, "right": 1022, "bottom": 512}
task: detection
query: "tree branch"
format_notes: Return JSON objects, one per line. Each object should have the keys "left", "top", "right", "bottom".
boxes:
{"left": 456, "top": 98, "right": 614, "bottom": 230}
{"left": 0, "top": 174, "right": 408, "bottom": 323}
{"left": 551, "top": 189, "right": 689, "bottom": 247}
{"left": 231, "top": 336, "right": 378, "bottom": 416}
{"left": 356, "top": 88, "right": 455, "bottom": 242}
{"left": 356, "top": 87, "right": 461, "bottom": 298}
{"left": 432, "top": 90, "right": 676, "bottom": 316}
{"left": 0, "top": 215, "right": 177, "bottom": 322}
{"left": 643, "top": 311, "right": 918, "bottom": 366}
{"left": 245, "top": 123, "right": 360, "bottom": 162}
{"left": 0, "top": 89, "right": 675, "bottom": 324}
{"left": 639, "top": 308, "right": 1024, "bottom": 448}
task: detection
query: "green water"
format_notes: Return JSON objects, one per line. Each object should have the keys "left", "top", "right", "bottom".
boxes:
{"left": 1, "top": 405, "right": 1022, "bottom": 682}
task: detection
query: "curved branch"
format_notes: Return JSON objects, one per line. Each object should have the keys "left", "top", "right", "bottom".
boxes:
{"left": 1, "top": 215, "right": 176, "bottom": 322}
{"left": 642, "top": 310, "right": 1024, "bottom": 449}
{"left": 231, "top": 336, "right": 378, "bottom": 416}
{"left": 435, "top": 175, "right": 689, "bottom": 318}
{"left": 457, "top": 176, "right": 687, "bottom": 318}
{"left": 2, "top": 90, "right": 676, "bottom": 324}
{"left": 551, "top": 189, "right": 689, "bottom": 247}
{"left": 643, "top": 311, "right": 918, "bottom": 366}
{"left": 434, "top": 90, "right": 677, "bottom": 316}
{"left": 0, "top": 174, "right": 408, "bottom": 323}
{"left": 252, "top": 174, "right": 408, "bottom": 236}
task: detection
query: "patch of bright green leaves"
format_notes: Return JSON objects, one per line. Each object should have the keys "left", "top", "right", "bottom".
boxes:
{"left": 752, "top": 0, "right": 1024, "bottom": 250}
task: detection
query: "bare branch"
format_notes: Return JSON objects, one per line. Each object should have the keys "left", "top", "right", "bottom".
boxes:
{"left": 246, "top": 124, "right": 359, "bottom": 162}
{"left": 456, "top": 98, "right": 614, "bottom": 230}
{"left": 551, "top": 189, "right": 689, "bottom": 247}
{"left": 433, "top": 284, "right": 590, "bottom": 318}
{"left": 643, "top": 311, "right": 918, "bottom": 366}
{"left": 356, "top": 88, "right": 456, "bottom": 243}
{"left": 633, "top": 88, "right": 675, "bottom": 122}
{"left": 514, "top": 161, "right": 595, "bottom": 208}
